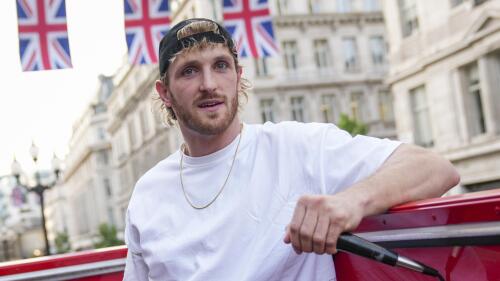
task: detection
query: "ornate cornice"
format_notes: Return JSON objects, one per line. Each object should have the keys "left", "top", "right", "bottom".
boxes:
{"left": 273, "top": 12, "right": 384, "bottom": 30}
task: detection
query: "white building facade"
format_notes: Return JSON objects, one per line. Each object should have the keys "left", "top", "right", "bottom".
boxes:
{"left": 383, "top": 0, "right": 500, "bottom": 194}
{"left": 48, "top": 75, "right": 117, "bottom": 250}
{"left": 106, "top": 63, "right": 180, "bottom": 231}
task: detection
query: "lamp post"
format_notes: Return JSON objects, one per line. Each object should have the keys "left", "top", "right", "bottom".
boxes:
{"left": 10, "top": 142, "right": 61, "bottom": 256}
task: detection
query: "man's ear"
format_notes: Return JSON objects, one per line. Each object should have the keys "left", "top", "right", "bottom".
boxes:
{"left": 155, "top": 80, "right": 172, "bottom": 108}
{"left": 237, "top": 66, "right": 242, "bottom": 78}
{"left": 236, "top": 66, "right": 242, "bottom": 84}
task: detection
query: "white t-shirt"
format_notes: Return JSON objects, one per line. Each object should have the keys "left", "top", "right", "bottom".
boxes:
{"left": 123, "top": 122, "right": 400, "bottom": 281}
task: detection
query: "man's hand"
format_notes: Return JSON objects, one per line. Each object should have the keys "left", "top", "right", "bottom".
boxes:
{"left": 283, "top": 194, "right": 364, "bottom": 255}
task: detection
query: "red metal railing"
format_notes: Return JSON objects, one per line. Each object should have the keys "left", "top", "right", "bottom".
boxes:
{"left": 1, "top": 189, "right": 499, "bottom": 281}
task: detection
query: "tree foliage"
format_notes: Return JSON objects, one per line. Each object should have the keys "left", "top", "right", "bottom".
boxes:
{"left": 337, "top": 113, "right": 368, "bottom": 136}
{"left": 94, "top": 223, "right": 124, "bottom": 249}
{"left": 55, "top": 232, "right": 71, "bottom": 254}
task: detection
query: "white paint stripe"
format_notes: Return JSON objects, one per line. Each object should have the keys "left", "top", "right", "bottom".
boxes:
{"left": 356, "top": 221, "right": 500, "bottom": 243}
{"left": 0, "top": 258, "right": 126, "bottom": 281}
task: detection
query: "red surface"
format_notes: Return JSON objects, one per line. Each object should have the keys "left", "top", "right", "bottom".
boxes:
{"left": 335, "top": 246, "right": 500, "bottom": 281}
{"left": 1, "top": 190, "right": 499, "bottom": 280}
{"left": 0, "top": 245, "right": 127, "bottom": 276}
{"left": 336, "top": 189, "right": 500, "bottom": 281}
{"left": 356, "top": 189, "right": 500, "bottom": 232}
{"left": 71, "top": 272, "right": 124, "bottom": 281}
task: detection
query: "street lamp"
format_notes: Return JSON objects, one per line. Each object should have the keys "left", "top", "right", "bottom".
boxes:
{"left": 10, "top": 142, "right": 61, "bottom": 256}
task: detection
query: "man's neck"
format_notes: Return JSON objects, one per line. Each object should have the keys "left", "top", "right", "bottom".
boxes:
{"left": 179, "top": 118, "right": 242, "bottom": 157}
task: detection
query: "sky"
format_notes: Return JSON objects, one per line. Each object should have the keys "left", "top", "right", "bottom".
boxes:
{"left": 0, "top": 0, "right": 127, "bottom": 175}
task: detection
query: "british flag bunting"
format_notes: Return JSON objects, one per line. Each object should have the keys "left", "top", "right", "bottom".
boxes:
{"left": 124, "top": 0, "right": 171, "bottom": 65}
{"left": 222, "top": 0, "right": 278, "bottom": 58}
{"left": 16, "top": 0, "right": 72, "bottom": 71}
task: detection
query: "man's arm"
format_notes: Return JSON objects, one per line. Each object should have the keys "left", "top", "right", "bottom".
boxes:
{"left": 284, "top": 143, "right": 460, "bottom": 255}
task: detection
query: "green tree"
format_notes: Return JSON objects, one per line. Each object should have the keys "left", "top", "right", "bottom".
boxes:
{"left": 337, "top": 113, "right": 368, "bottom": 136}
{"left": 55, "top": 232, "right": 71, "bottom": 254}
{"left": 93, "top": 223, "right": 124, "bottom": 249}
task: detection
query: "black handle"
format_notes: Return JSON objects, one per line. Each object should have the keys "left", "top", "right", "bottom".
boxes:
{"left": 337, "top": 232, "right": 399, "bottom": 266}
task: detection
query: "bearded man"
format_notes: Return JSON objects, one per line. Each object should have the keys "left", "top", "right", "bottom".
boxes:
{"left": 123, "top": 18, "right": 459, "bottom": 281}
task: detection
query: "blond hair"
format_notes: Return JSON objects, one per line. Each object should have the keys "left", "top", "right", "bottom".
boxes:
{"left": 155, "top": 20, "right": 251, "bottom": 126}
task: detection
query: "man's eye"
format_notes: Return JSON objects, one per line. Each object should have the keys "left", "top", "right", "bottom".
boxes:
{"left": 215, "top": 61, "right": 228, "bottom": 70}
{"left": 182, "top": 67, "right": 196, "bottom": 76}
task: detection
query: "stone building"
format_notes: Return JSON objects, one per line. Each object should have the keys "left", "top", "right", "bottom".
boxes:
{"left": 383, "top": 0, "right": 500, "bottom": 194}
{"left": 48, "top": 75, "right": 117, "bottom": 250}
{"left": 106, "top": 62, "right": 180, "bottom": 231}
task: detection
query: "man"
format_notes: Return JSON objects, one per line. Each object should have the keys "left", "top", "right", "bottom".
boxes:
{"left": 123, "top": 18, "right": 459, "bottom": 281}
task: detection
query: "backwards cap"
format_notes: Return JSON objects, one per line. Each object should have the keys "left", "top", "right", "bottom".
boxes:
{"left": 158, "top": 18, "right": 236, "bottom": 76}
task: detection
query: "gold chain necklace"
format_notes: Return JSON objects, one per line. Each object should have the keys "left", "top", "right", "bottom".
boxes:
{"left": 179, "top": 124, "right": 243, "bottom": 210}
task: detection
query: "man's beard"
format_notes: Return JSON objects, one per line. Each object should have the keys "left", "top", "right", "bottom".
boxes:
{"left": 170, "top": 91, "right": 239, "bottom": 136}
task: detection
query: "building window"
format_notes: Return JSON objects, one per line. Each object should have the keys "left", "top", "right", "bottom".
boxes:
{"left": 308, "top": 0, "right": 321, "bottom": 13}
{"left": 97, "top": 127, "right": 106, "bottom": 140}
{"left": 139, "top": 109, "right": 150, "bottom": 136}
{"left": 255, "top": 57, "right": 269, "bottom": 77}
{"left": 450, "top": 0, "right": 464, "bottom": 7}
{"left": 337, "top": 0, "right": 352, "bottom": 12}
{"left": 107, "top": 207, "right": 115, "bottom": 226}
{"left": 463, "top": 63, "right": 487, "bottom": 136}
{"left": 128, "top": 120, "right": 137, "bottom": 147}
{"left": 97, "top": 151, "right": 109, "bottom": 166}
{"left": 282, "top": 41, "right": 298, "bottom": 72}
{"left": 364, "top": 0, "right": 380, "bottom": 11}
{"left": 342, "top": 37, "right": 359, "bottom": 72}
{"left": 119, "top": 168, "right": 130, "bottom": 195}
{"left": 369, "top": 36, "right": 386, "bottom": 66}
{"left": 75, "top": 194, "right": 90, "bottom": 234}
{"left": 399, "top": 0, "right": 419, "bottom": 37}
{"left": 474, "top": 0, "right": 489, "bottom": 6}
{"left": 410, "top": 85, "right": 434, "bottom": 147}
{"left": 350, "top": 92, "right": 367, "bottom": 121}
{"left": 290, "top": 97, "right": 305, "bottom": 122}
{"left": 277, "top": 0, "right": 289, "bottom": 15}
{"left": 260, "top": 99, "right": 276, "bottom": 123}
{"left": 378, "top": 91, "right": 394, "bottom": 122}
{"left": 321, "top": 94, "right": 339, "bottom": 123}
{"left": 104, "top": 178, "right": 112, "bottom": 197}
{"left": 314, "top": 39, "right": 332, "bottom": 70}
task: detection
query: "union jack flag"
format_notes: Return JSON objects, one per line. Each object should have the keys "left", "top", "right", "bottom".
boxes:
{"left": 16, "top": 0, "right": 72, "bottom": 71}
{"left": 222, "top": 0, "right": 278, "bottom": 58}
{"left": 124, "top": 0, "right": 171, "bottom": 65}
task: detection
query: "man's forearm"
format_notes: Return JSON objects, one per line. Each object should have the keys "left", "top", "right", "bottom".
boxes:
{"left": 342, "top": 143, "right": 460, "bottom": 218}
{"left": 284, "top": 143, "right": 460, "bottom": 254}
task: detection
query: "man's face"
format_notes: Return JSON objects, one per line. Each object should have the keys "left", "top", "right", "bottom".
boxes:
{"left": 157, "top": 45, "right": 240, "bottom": 135}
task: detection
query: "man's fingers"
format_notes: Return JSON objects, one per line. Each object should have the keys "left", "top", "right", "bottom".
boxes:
{"left": 325, "top": 225, "right": 342, "bottom": 254}
{"left": 289, "top": 203, "right": 306, "bottom": 254}
{"left": 283, "top": 225, "right": 291, "bottom": 243}
{"left": 299, "top": 209, "right": 318, "bottom": 253}
{"left": 312, "top": 215, "right": 329, "bottom": 254}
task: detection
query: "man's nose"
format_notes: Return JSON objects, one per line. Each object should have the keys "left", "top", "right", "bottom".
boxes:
{"left": 199, "top": 68, "right": 217, "bottom": 94}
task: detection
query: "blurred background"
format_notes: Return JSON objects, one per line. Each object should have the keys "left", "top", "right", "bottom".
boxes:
{"left": 0, "top": 0, "right": 499, "bottom": 261}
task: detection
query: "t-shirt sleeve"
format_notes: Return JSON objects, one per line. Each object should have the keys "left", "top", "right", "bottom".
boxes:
{"left": 316, "top": 124, "right": 401, "bottom": 194}
{"left": 276, "top": 122, "right": 401, "bottom": 196}
{"left": 123, "top": 210, "right": 149, "bottom": 281}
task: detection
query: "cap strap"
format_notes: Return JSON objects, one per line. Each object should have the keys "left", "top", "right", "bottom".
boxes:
{"left": 175, "top": 31, "right": 227, "bottom": 53}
